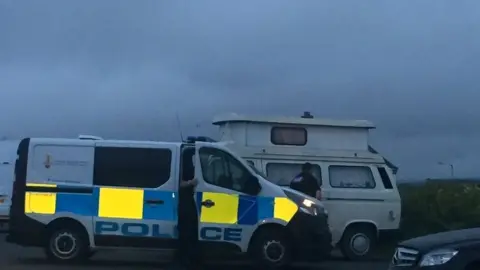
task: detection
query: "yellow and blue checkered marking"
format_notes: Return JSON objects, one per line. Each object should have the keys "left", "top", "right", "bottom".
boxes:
{"left": 25, "top": 184, "right": 176, "bottom": 220}
{"left": 24, "top": 183, "right": 298, "bottom": 225}
{"left": 196, "top": 192, "right": 298, "bottom": 225}
{"left": 56, "top": 193, "right": 95, "bottom": 216}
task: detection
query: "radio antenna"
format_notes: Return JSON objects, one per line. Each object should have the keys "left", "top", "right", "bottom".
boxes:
{"left": 175, "top": 112, "right": 185, "bottom": 142}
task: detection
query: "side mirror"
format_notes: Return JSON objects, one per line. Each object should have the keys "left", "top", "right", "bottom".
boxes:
{"left": 244, "top": 175, "right": 262, "bottom": 195}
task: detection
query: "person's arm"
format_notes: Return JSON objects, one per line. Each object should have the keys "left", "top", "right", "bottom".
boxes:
{"left": 307, "top": 175, "right": 322, "bottom": 199}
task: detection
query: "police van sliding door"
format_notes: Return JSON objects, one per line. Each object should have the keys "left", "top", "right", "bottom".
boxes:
{"left": 92, "top": 142, "right": 178, "bottom": 248}
{"left": 194, "top": 142, "right": 259, "bottom": 252}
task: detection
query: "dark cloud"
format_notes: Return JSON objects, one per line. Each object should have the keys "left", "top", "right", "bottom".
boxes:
{"left": 1, "top": 0, "right": 480, "bottom": 179}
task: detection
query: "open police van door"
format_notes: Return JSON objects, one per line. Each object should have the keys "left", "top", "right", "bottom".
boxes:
{"left": 191, "top": 141, "right": 334, "bottom": 269}
{"left": 193, "top": 141, "right": 264, "bottom": 254}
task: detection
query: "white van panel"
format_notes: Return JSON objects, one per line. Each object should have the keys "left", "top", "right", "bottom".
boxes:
{"left": 219, "top": 122, "right": 370, "bottom": 151}
{"left": 321, "top": 163, "right": 401, "bottom": 244}
{"left": 255, "top": 158, "right": 401, "bottom": 246}
{"left": 0, "top": 162, "right": 14, "bottom": 221}
{"left": 0, "top": 140, "right": 19, "bottom": 223}
{"left": 29, "top": 144, "right": 94, "bottom": 185}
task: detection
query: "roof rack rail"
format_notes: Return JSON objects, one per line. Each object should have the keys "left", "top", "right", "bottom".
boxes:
{"left": 78, "top": 135, "right": 103, "bottom": 140}
{"left": 186, "top": 136, "right": 217, "bottom": 143}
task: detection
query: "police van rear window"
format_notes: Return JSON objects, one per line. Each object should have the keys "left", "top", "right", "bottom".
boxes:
{"left": 93, "top": 147, "right": 172, "bottom": 188}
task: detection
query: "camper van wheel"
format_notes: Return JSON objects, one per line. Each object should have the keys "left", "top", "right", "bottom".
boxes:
{"left": 249, "top": 228, "right": 292, "bottom": 269}
{"left": 340, "top": 225, "right": 376, "bottom": 261}
{"left": 45, "top": 226, "right": 89, "bottom": 263}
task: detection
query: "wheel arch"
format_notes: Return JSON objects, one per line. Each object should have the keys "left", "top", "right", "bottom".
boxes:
{"left": 342, "top": 220, "right": 379, "bottom": 240}
{"left": 247, "top": 222, "right": 291, "bottom": 253}
{"left": 46, "top": 217, "right": 91, "bottom": 246}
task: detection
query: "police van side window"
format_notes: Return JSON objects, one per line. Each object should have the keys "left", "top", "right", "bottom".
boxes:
{"left": 199, "top": 147, "right": 251, "bottom": 193}
{"left": 328, "top": 165, "right": 375, "bottom": 189}
{"left": 93, "top": 147, "right": 172, "bottom": 188}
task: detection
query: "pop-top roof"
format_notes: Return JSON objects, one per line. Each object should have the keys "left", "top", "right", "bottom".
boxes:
{"left": 213, "top": 113, "right": 375, "bottom": 129}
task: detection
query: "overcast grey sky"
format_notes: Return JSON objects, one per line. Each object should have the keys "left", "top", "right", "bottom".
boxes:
{"left": 1, "top": 0, "right": 480, "bottom": 179}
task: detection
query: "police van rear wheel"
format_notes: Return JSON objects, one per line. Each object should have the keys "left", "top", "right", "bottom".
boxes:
{"left": 250, "top": 229, "right": 292, "bottom": 269}
{"left": 45, "top": 228, "right": 89, "bottom": 263}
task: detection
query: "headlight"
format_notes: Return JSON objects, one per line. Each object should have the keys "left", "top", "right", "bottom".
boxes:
{"left": 283, "top": 189, "right": 326, "bottom": 216}
{"left": 419, "top": 249, "right": 458, "bottom": 267}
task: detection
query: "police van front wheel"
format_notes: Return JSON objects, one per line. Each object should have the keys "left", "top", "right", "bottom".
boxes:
{"left": 249, "top": 229, "right": 292, "bottom": 269}
{"left": 45, "top": 227, "right": 90, "bottom": 263}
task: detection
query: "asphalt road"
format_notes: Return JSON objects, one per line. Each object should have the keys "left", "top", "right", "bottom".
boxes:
{"left": 0, "top": 236, "right": 389, "bottom": 270}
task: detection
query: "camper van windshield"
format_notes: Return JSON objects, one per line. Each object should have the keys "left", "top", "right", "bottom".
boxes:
{"left": 248, "top": 164, "right": 268, "bottom": 179}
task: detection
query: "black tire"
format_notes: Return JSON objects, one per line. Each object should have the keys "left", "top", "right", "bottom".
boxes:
{"left": 340, "top": 226, "right": 376, "bottom": 261}
{"left": 249, "top": 229, "right": 292, "bottom": 270}
{"left": 45, "top": 226, "right": 90, "bottom": 263}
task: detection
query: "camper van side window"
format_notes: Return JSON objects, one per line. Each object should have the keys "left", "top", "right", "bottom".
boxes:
{"left": 271, "top": 127, "right": 307, "bottom": 146}
{"left": 328, "top": 165, "right": 375, "bottom": 189}
{"left": 266, "top": 163, "right": 322, "bottom": 186}
{"left": 93, "top": 147, "right": 172, "bottom": 188}
{"left": 377, "top": 167, "right": 394, "bottom": 189}
{"left": 199, "top": 147, "right": 252, "bottom": 193}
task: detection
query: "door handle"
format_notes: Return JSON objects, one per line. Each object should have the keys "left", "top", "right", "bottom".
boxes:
{"left": 145, "top": 199, "right": 164, "bottom": 205}
{"left": 201, "top": 199, "right": 215, "bottom": 208}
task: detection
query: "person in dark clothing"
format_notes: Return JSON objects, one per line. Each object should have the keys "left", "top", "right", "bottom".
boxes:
{"left": 170, "top": 149, "right": 201, "bottom": 270}
{"left": 290, "top": 162, "right": 322, "bottom": 199}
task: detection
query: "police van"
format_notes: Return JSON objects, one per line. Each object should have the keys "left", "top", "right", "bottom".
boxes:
{"left": 6, "top": 136, "right": 332, "bottom": 268}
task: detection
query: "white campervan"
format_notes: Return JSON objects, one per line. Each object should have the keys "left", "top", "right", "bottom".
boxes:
{"left": 208, "top": 112, "right": 401, "bottom": 261}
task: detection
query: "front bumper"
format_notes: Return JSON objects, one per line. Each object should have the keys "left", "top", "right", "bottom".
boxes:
{"left": 286, "top": 211, "right": 333, "bottom": 261}
{"left": 388, "top": 263, "right": 461, "bottom": 270}
{"left": 388, "top": 250, "right": 470, "bottom": 270}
